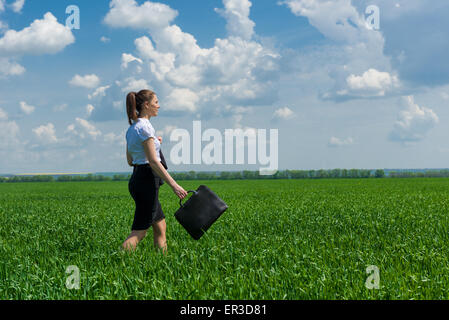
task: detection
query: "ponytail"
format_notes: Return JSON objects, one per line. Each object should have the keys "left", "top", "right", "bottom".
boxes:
{"left": 126, "top": 92, "right": 138, "bottom": 125}
{"left": 126, "top": 89, "right": 156, "bottom": 125}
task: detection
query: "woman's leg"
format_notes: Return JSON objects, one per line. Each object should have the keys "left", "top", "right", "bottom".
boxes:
{"left": 152, "top": 218, "right": 167, "bottom": 253}
{"left": 122, "top": 229, "right": 147, "bottom": 251}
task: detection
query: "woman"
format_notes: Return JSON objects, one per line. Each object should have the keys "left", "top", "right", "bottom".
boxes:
{"left": 123, "top": 89, "right": 188, "bottom": 252}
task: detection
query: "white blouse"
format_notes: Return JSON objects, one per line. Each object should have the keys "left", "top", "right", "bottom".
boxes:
{"left": 126, "top": 118, "right": 161, "bottom": 165}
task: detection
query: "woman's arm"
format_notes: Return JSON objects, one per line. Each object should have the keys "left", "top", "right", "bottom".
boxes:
{"left": 143, "top": 138, "right": 187, "bottom": 199}
{"left": 126, "top": 144, "right": 133, "bottom": 167}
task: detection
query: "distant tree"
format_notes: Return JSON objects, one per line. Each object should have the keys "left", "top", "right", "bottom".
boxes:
{"left": 242, "top": 170, "right": 257, "bottom": 179}
{"left": 197, "top": 172, "right": 215, "bottom": 180}
{"left": 290, "top": 170, "right": 307, "bottom": 179}
{"left": 316, "top": 169, "right": 328, "bottom": 179}
{"left": 330, "top": 169, "right": 341, "bottom": 178}
{"left": 349, "top": 169, "right": 359, "bottom": 178}
{"left": 360, "top": 170, "right": 372, "bottom": 178}
{"left": 220, "top": 171, "right": 232, "bottom": 180}
{"left": 374, "top": 169, "right": 385, "bottom": 178}
{"left": 231, "top": 171, "right": 242, "bottom": 180}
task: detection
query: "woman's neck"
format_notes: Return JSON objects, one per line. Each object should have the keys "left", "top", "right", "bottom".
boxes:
{"left": 139, "top": 114, "right": 151, "bottom": 121}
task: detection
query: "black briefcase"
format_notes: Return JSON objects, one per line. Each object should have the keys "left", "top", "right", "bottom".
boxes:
{"left": 174, "top": 185, "right": 228, "bottom": 240}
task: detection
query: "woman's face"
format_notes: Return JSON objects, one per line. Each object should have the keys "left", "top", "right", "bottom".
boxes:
{"left": 144, "top": 95, "right": 160, "bottom": 117}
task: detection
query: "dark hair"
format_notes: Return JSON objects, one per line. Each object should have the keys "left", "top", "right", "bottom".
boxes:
{"left": 126, "top": 89, "right": 156, "bottom": 125}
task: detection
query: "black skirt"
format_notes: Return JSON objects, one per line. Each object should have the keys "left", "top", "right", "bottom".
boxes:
{"left": 128, "top": 164, "right": 165, "bottom": 230}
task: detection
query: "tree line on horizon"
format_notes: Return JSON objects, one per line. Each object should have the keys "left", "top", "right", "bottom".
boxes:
{"left": 1, "top": 169, "right": 449, "bottom": 183}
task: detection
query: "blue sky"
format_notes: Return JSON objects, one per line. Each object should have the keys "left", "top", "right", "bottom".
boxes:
{"left": 1, "top": 0, "right": 449, "bottom": 174}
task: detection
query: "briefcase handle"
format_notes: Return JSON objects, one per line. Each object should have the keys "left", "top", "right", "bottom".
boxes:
{"left": 179, "top": 190, "right": 198, "bottom": 208}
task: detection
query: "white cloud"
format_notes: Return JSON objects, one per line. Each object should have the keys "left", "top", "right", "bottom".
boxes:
{"left": 121, "top": 53, "right": 142, "bottom": 70}
{"left": 65, "top": 118, "right": 102, "bottom": 141}
{"left": 119, "top": 77, "right": 150, "bottom": 93}
{"left": 0, "top": 12, "right": 75, "bottom": 56}
{"left": 0, "top": 107, "right": 7, "bottom": 120}
{"left": 389, "top": 96, "right": 439, "bottom": 143}
{"left": 86, "top": 104, "right": 94, "bottom": 117}
{"left": 103, "top": 132, "right": 125, "bottom": 146}
{"left": 279, "top": 0, "right": 398, "bottom": 101}
{"left": 344, "top": 68, "right": 399, "bottom": 97}
{"left": 69, "top": 74, "right": 100, "bottom": 89}
{"left": 88, "top": 85, "right": 111, "bottom": 100}
{"left": 94, "top": 0, "right": 281, "bottom": 122}
{"left": 33, "top": 123, "right": 58, "bottom": 144}
{"left": 214, "top": 0, "right": 255, "bottom": 41}
{"left": 0, "top": 120, "right": 20, "bottom": 149}
{"left": 0, "top": 0, "right": 5, "bottom": 12}
{"left": 273, "top": 107, "right": 295, "bottom": 120}
{"left": 328, "top": 136, "right": 354, "bottom": 147}
{"left": 19, "top": 101, "right": 34, "bottom": 115}
{"left": 11, "top": 0, "right": 25, "bottom": 13}
{"left": 100, "top": 36, "right": 110, "bottom": 43}
{"left": 164, "top": 88, "right": 199, "bottom": 112}
{"left": 278, "top": 0, "right": 376, "bottom": 44}
{"left": 112, "top": 100, "right": 122, "bottom": 111}
{"left": 0, "top": 57, "right": 25, "bottom": 77}
{"left": 103, "top": 0, "right": 178, "bottom": 30}
{"left": 134, "top": 35, "right": 176, "bottom": 78}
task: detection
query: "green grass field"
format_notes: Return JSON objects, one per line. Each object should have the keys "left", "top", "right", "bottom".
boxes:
{"left": 1, "top": 178, "right": 449, "bottom": 299}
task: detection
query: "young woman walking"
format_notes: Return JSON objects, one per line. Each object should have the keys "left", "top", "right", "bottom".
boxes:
{"left": 123, "top": 89, "right": 188, "bottom": 252}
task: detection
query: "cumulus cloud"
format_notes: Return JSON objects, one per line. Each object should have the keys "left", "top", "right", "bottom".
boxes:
{"left": 121, "top": 53, "right": 142, "bottom": 70}
{"left": 65, "top": 118, "right": 102, "bottom": 141}
{"left": 273, "top": 107, "right": 295, "bottom": 120}
{"left": 279, "top": 0, "right": 398, "bottom": 101}
{"left": 93, "top": 0, "right": 281, "bottom": 121}
{"left": 0, "top": 107, "right": 7, "bottom": 120}
{"left": 69, "top": 74, "right": 101, "bottom": 89}
{"left": 389, "top": 96, "right": 439, "bottom": 144}
{"left": 103, "top": 0, "right": 178, "bottom": 30}
{"left": 19, "top": 101, "right": 34, "bottom": 115}
{"left": 103, "top": 131, "right": 125, "bottom": 146}
{"left": 345, "top": 69, "right": 399, "bottom": 96}
{"left": 327, "top": 68, "right": 400, "bottom": 99}
{"left": 118, "top": 77, "right": 150, "bottom": 93}
{"left": 164, "top": 88, "right": 199, "bottom": 112}
{"left": 0, "top": 12, "right": 74, "bottom": 78}
{"left": 214, "top": 0, "right": 255, "bottom": 41}
{"left": 278, "top": 0, "right": 376, "bottom": 44}
{"left": 0, "top": 57, "right": 25, "bottom": 77}
{"left": 328, "top": 136, "right": 354, "bottom": 147}
{"left": 0, "top": 12, "right": 75, "bottom": 56}
{"left": 86, "top": 104, "right": 94, "bottom": 117}
{"left": 88, "top": 85, "right": 111, "bottom": 100}
{"left": 11, "top": 0, "right": 25, "bottom": 13}
{"left": 0, "top": 120, "right": 20, "bottom": 149}
{"left": 33, "top": 123, "right": 58, "bottom": 144}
